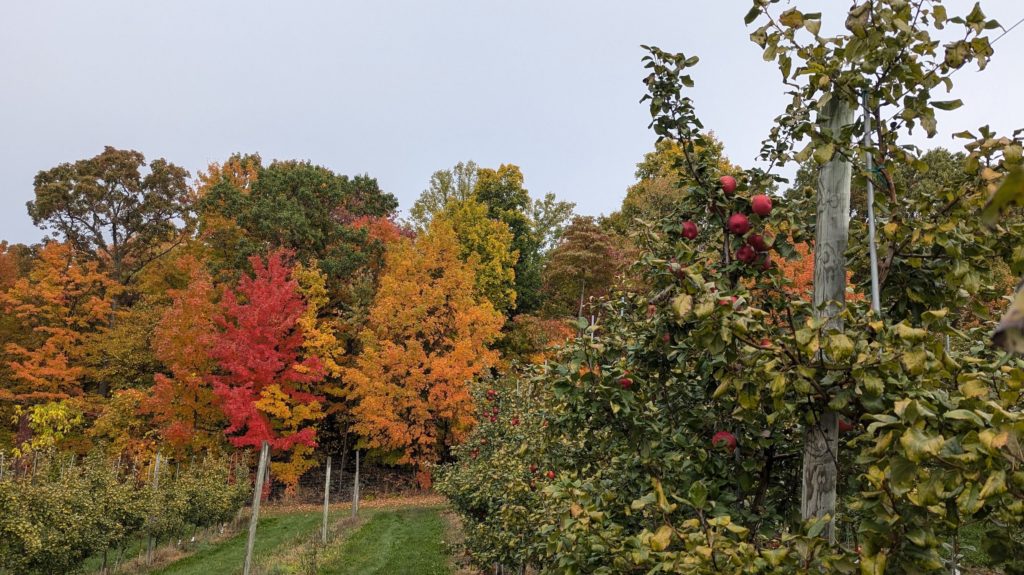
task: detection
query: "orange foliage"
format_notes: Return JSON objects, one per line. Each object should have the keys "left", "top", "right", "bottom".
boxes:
{"left": 141, "top": 255, "right": 225, "bottom": 456}
{"left": 347, "top": 220, "right": 504, "bottom": 488}
{"left": 775, "top": 242, "right": 863, "bottom": 302}
{"left": 0, "top": 242, "right": 121, "bottom": 403}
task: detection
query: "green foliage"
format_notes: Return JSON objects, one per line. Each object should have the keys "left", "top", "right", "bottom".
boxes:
{"left": 198, "top": 157, "right": 398, "bottom": 284}
{"left": 435, "top": 197, "right": 519, "bottom": 314}
{"left": 409, "top": 160, "right": 479, "bottom": 231}
{"left": 28, "top": 146, "right": 192, "bottom": 285}
{"left": 0, "top": 451, "right": 250, "bottom": 574}
{"left": 436, "top": 367, "right": 559, "bottom": 569}
{"left": 445, "top": 3, "right": 1024, "bottom": 574}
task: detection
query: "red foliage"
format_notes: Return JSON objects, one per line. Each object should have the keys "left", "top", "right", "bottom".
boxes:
{"left": 209, "top": 249, "right": 326, "bottom": 451}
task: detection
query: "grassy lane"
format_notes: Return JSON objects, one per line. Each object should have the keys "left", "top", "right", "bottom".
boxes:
{"left": 319, "top": 507, "right": 450, "bottom": 575}
{"left": 152, "top": 511, "right": 322, "bottom": 575}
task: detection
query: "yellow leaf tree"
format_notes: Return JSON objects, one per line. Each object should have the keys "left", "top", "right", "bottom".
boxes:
{"left": 347, "top": 220, "right": 504, "bottom": 488}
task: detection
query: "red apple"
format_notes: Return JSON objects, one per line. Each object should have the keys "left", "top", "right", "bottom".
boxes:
{"left": 711, "top": 431, "right": 738, "bottom": 453}
{"left": 760, "top": 254, "right": 774, "bottom": 271}
{"left": 736, "top": 244, "right": 757, "bottom": 264}
{"left": 747, "top": 234, "right": 769, "bottom": 252}
{"left": 681, "top": 220, "right": 698, "bottom": 240}
{"left": 839, "top": 418, "right": 855, "bottom": 433}
{"left": 546, "top": 470, "right": 556, "bottom": 480}
{"left": 619, "top": 377, "right": 633, "bottom": 389}
{"left": 751, "top": 194, "right": 773, "bottom": 217}
{"left": 511, "top": 417, "right": 520, "bottom": 426}
{"left": 727, "top": 213, "right": 750, "bottom": 235}
{"left": 530, "top": 463, "right": 538, "bottom": 474}
{"left": 719, "top": 175, "right": 737, "bottom": 194}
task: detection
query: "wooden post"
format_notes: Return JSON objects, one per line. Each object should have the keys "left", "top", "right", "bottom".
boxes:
{"left": 351, "top": 450, "right": 360, "bottom": 518}
{"left": 802, "top": 95, "right": 853, "bottom": 544}
{"left": 147, "top": 453, "right": 163, "bottom": 565}
{"left": 322, "top": 456, "right": 332, "bottom": 544}
{"left": 243, "top": 441, "right": 270, "bottom": 575}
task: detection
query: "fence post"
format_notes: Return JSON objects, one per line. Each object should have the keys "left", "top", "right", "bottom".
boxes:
{"left": 243, "top": 441, "right": 270, "bottom": 575}
{"left": 351, "top": 450, "right": 360, "bottom": 518}
{"left": 147, "top": 453, "right": 163, "bottom": 565}
{"left": 802, "top": 94, "right": 853, "bottom": 544}
{"left": 322, "top": 456, "right": 332, "bottom": 544}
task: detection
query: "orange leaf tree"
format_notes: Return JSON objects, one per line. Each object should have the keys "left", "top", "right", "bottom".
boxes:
{"left": 141, "top": 255, "right": 225, "bottom": 456}
{"left": 347, "top": 220, "right": 504, "bottom": 488}
{"left": 0, "top": 242, "right": 121, "bottom": 403}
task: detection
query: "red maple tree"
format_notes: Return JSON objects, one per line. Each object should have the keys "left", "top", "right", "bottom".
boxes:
{"left": 209, "top": 249, "right": 326, "bottom": 456}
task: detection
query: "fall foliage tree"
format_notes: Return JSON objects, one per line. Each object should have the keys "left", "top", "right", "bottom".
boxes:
{"left": 474, "top": 164, "right": 544, "bottom": 314}
{"left": 197, "top": 158, "right": 398, "bottom": 284}
{"left": 209, "top": 249, "right": 326, "bottom": 489}
{"left": 0, "top": 242, "right": 121, "bottom": 403}
{"left": 28, "top": 147, "right": 192, "bottom": 285}
{"left": 541, "top": 216, "right": 626, "bottom": 318}
{"left": 347, "top": 220, "right": 504, "bottom": 488}
{"left": 436, "top": 198, "right": 519, "bottom": 314}
{"left": 410, "top": 161, "right": 479, "bottom": 230}
{"left": 603, "top": 137, "right": 737, "bottom": 238}
{"left": 142, "top": 255, "right": 225, "bottom": 456}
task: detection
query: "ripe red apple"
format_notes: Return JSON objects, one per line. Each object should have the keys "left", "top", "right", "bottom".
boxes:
{"left": 736, "top": 244, "right": 757, "bottom": 264}
{"left": 747, "top": 234, "right": 769, "bottom": 252}
{"left": 546, "top": 470, "right": 556, "bottom": 480}
{"left": 719, "top": 175, "right": 737, "bottom": 194}
{"left": 530, "top": 463, "right": 538, "bottom": 474}
{"left": 618, "top": 377, "right": 633, "bottom": 389}
{"left": 751, "top": 194, "right": 773, "bottom": 217}
{"left": 511, "top": 417, "right": 520, "bottom": 426}
{"left": 711, "top": 431, "right": 738, "bottom": 453}
{"left": 760, "top": 254, "right": 774, "bottom": 271}
{"left": 681, "top": 220, "right": 698, "bottom": 240}
{"left": 760, "top": 338, "right": 772, "bottom": 349}
{"left": 838, "top": 418, "right": 855, "bottom": 433}
{"left": 489, "top": 416, "right": 497, "bottom": 423}
{"left": 727, "top": 213, "right": 750, "bottom": 235}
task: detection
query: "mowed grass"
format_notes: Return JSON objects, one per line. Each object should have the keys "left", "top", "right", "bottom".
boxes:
{"left": 151, "top": 511, "right": 322, "bottom": 575}
{"left": 319, "top": 507, "right": 450, "bottom": 575}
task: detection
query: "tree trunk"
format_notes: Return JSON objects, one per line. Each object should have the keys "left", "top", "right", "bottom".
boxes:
{"left": 802, "top": 95, "right": 853, "bottom": 544}
{"left": 243, "top": 441, "right": 270, "bottom": 575}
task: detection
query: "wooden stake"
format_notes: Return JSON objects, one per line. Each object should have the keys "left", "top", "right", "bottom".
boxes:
{"left": 147, "top": 453, "right": 163, "bottom": 565}
{"left": 322, "top": 456, "right": 332, "bottom": 544}
{"left": 243, "top": 441, "right": 270, "bottom": 575}
{"left": 802, "top": 95, "right": 853, "bottom": 544}
{"left": 351, "top": 450, "right": 360, "bottom": 518}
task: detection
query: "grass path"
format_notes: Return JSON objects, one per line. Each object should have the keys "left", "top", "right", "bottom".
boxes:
{"left": 152, "top": 511, "right": 323, "bottom": 575}
{"left": 319, "top": 507, "right": 450, "bottom": 575}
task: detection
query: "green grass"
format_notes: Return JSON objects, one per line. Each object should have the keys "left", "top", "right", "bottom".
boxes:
{"left": 319, "top": 507, "right": 450, "bottom": 575}
{"left": 152, "top": 511, "right": 323, "bottom": 575}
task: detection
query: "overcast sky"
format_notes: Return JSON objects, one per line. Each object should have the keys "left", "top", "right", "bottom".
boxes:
{"left": 2, "top": 1, "right": 1021, "bottom": 245}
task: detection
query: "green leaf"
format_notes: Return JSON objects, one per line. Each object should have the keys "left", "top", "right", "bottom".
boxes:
{"left": 744, "top": 5, "right": 761, "bottom": 25}
{"left": 813, "top": 142, "right": 835, "bottom": 165}
{"left": 900, "top": 427, "right": 944, "bottom": 462}
{"left": 981, "top": 166, "right": 1024, "bottom": 227}
{"left": 688, "top": 480, "right": 708, "bottom": 509}
{"left": 779, "top": 9, "right": 804, "bottom": 28}
{"left": 932, "top": 99, "right": 963, "bottom": 111}
{"left": 944, "top": 409, "right": 985, "bottom": 426}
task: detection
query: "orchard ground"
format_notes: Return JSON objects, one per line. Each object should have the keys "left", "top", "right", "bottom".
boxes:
{"left": 78, "top": 494, "right": 473, "bottom": 575}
